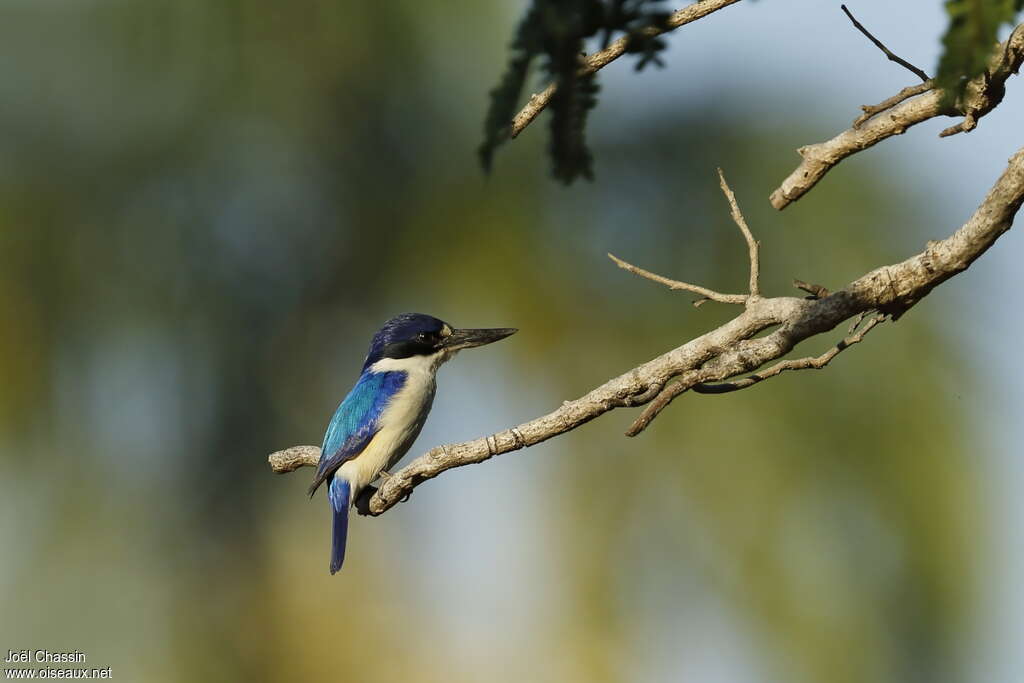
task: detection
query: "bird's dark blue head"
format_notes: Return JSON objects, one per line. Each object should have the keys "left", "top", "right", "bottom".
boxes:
{"left": 362, "top": 312, "right": 516, "bottom": 371}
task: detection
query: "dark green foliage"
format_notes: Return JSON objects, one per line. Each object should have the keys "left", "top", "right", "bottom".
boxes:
{"left": 607, "top": 0, "right": 672, "bottom": 69}
{"left": 549, "top": 72, "right": 599, "bottom": 182}
{"left": 480, "top": 0, "right": 672, "bottom": 184}
{"left": 544, "top": 1, "right": 602, "bottom": 182}
{"left": 936, "top": 0, "right": 1021, "bottom": 102}
{"left": 479, "top": 6, "right": 544, "bottom": 174}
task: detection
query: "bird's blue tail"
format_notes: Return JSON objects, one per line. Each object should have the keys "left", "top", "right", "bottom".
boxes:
{"left": 328, "top": 477, "right": 351, "bottom": 574}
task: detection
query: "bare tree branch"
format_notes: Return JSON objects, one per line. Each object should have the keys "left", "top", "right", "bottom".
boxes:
{"left": 840, "top": 4, "right": 929, "bottom": 82}
{"left": 608, "top": 254, "right": 747, "bottom": 304}
{"left": 717, "top": 168, "right": 760, "bottom": 296}
{"left": 691, "top": 313, "right": 885, "bottom": 394}
{"left": 770, "top": 23, "right": 1024, "bottom": 211}
{"left": 270, "top": 147, "right": 1024, "bottom": 515}
{"left": 508, "top": 0, "right": 744, "bottom": 140}
{"left": 608, "top": 169, "right": 759, "bottom": 306}
{"left": 625, "top": 374, "right": 694, "bottom": 436}
{"left": 852, "top": 81, "right": 934, "bottom": 129}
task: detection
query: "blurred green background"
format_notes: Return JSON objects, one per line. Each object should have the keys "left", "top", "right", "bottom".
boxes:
{"left": 1, "top": 2, "right": 1021, "bottom": 682}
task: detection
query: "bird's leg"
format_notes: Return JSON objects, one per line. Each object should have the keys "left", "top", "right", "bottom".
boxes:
{"left": 377, "top": 469, "right": 394, "bottom": 480}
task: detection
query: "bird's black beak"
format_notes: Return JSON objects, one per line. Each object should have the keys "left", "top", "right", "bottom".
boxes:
{"left": 441, "top": 327, "right": 517, "bottom": 351}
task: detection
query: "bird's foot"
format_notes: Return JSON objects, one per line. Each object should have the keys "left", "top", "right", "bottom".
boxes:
{"left": 379, "top": 470, "right": 413, "bottom": 502}
{"left": 354, "top": 486, "right": 377, "bottom": 516}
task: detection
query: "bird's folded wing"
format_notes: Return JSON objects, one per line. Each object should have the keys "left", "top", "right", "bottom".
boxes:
{"left": 307, "top": 370, "right": 406, "bottom": 496}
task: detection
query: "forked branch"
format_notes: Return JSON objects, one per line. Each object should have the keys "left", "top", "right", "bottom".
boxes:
{"left": 770, "top": 23, "right": 1024, "bottom": 210}
{"left": 609, "top": 169, "right": 758, "bottom": 306}
{"left": 692, "top": 313, "right": 885, "bottom": 394}
{"left": 270, "top": 148, "right": 1024, "bottom": 515}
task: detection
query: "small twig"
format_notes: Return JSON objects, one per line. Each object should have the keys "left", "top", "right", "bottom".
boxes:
{"left": 692, "top": 314, "right": 885, "bottom": 394}
{"left": 793, "top": 279, "right": 831, "bottom": 298}
{"left": 853, "top": 81, "right": 934, "bottom": 129}
{"left": 939, "top": 111, "right": 979, "bottom": 138}
{"left": 608, "top": 253, "right": 748, "bottom": 304}
{"left": 841, "top": 5, "right": 929, "bottom": 82}
{"left": 621, "top": 377, "right": 665, "bottom": 407}
{"left": 939, "top": 120, "right": 969, "bottom": 138}
{"left": 847, "top": 310, "right": 866, "bottom": 334}
{"left": 610, "top": 169, "right": 760, "bottom": 306}
{"left": 717, "top": 169, "right": 760, "bottom": 296}
{"left": 625, "top": 378, "right": 690, "bottom": 437}
{"left": 622, "top": 370, "right": 704, "bottom": 436}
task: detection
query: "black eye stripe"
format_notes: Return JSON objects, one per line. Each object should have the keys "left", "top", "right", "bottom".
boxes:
{"left": 381, "top": 335, "right": 437, "bottom": 360}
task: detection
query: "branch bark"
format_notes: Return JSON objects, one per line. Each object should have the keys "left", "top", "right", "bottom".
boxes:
{"left": 691, "top": 313, "right": 885, "bottom": 394}
{"left": 270, "top": 146, "right": 1024, "bottom": 515}
{"left": 769, "top": 23, "right": 1024, "bottom": 210}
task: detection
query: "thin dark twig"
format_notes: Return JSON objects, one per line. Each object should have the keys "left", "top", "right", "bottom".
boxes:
{"left": 841, "top": 5, "right": 929, "bottom": 82}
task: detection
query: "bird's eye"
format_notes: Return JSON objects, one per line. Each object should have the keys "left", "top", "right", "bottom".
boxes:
{"left": 417, "top": 332, "right": 429, "bottom": 343}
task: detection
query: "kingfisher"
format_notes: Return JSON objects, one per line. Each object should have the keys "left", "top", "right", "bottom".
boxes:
{"left": 307, "top": 312, "right": 516, "bottom": 574}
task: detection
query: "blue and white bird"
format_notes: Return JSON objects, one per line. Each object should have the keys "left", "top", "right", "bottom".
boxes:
{"left": 308, "top": 312, "right": 516, "bottom": 574}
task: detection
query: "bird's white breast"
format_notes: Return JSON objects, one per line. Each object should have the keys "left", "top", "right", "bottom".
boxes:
{"left": 337, "top": 353, "right": 443, "bottom": 500}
